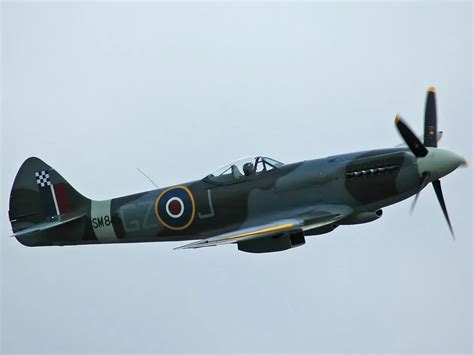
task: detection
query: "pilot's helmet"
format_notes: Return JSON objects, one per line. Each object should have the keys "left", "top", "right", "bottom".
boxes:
{"left": 243, "top": 162, "right": 254, "bottom": 176}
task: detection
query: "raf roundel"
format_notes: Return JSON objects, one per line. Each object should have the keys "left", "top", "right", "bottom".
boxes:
{"left": 155, "top": 186, "right": 195, "bottom": 230}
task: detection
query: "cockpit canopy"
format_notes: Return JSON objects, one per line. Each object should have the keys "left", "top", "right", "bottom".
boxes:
{"left": 205, "top": 156, "right": 284, "bottom": 184}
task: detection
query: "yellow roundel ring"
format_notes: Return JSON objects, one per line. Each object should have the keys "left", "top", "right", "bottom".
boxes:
{"left": 154, "top": 185, "right": 196, "bottom": 231}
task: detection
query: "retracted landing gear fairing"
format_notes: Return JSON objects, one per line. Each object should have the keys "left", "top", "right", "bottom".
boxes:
{"left": 9, "top": 88, "right": 466, "bottom": 253}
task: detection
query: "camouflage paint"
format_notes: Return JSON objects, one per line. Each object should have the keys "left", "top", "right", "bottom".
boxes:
{"left": 9, "top": 148, "right": 422, "bottom": 247}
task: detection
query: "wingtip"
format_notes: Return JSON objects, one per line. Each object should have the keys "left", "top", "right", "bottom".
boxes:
{"left": 395, "top": 114, "right": 401, "bottom": 124}
{"left": 174, "top": 246, "right": 192, "bottom": 251}
{"left": 173, "top": 239, "right": 208, "bottom": 250}
{"left": 428, "top": 86, "right": 436, "bottom": 93}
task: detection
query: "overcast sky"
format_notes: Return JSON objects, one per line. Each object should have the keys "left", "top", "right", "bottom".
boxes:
{"left": 1, "top": 2, "right": 472, "bottom": 353}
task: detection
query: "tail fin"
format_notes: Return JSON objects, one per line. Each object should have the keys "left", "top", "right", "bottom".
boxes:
{"left": 9, "top": 157, "right": 90, "bottom": 238}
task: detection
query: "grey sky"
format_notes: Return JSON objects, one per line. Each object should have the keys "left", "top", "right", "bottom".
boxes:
{"left": 1, "top": 1, "right": 472, "bottom": 353}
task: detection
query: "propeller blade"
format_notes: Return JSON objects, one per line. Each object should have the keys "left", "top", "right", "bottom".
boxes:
{"left": 424, "top": 86, "right": 438, "bottom": 147}
{"left": 395, "top": 115, "right": 428, "bottom": 157}
{"left": 432, "top": 179, "right": 455, "bottom": 240}
{"left": 410, "top": 171, "right": 430, "bottom": 214}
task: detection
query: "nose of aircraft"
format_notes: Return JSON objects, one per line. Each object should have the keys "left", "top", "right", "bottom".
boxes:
{"left": 417, "top": 148, "right": 466, "bottom": 180}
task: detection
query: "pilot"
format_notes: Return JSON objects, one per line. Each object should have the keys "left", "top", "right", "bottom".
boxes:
{"left": 243, "top": 162, "right": 254, "bottom": 176}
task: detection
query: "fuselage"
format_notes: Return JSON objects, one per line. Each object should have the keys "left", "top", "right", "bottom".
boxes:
{"left": 18, "top": 145, "right": 466, "bottom": 247}
{"left": 80, "top": 147, "right": 420, "bottom": 245}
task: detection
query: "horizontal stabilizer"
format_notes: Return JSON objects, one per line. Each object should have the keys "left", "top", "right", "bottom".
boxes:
{"left": 11, "top": 213, "right": 86, "bottom": 237}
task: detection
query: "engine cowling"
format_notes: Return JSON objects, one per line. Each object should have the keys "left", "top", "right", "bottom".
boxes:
{"left": 238, "top": 231, "right": 305, "bottom": 253}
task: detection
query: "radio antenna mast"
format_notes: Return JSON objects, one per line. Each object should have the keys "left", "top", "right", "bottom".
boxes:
{"left": 137, "top": 168, "right": 159, "bottom": 189}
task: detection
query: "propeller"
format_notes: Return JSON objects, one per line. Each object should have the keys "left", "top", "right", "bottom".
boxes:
{"left": 395, "top": 87, "right": 455, "bottom": 239}
{"left": 395, "top": 115, "right": 428, "bottom": 157}
{"left": 424, "top": 86, "right": 438, "bottom": 147}
{"left": 432, "top": 179, "right": 454, "bottom": 239}
{"left": 410, "top": 171, "right": 430, "bottom": 214}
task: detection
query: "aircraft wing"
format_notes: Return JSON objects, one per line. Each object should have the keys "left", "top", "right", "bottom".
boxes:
{"left": 174, "top": 205, "right": 352, "bottom": 250}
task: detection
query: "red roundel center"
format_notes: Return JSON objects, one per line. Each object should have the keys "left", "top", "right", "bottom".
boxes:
{"left": 168, "top": 199, "right": 182, "bottom": 215}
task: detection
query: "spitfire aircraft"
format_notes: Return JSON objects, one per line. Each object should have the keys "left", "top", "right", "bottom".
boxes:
{"left": 9, "top": 88, "right": 466, "bottom": 253}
